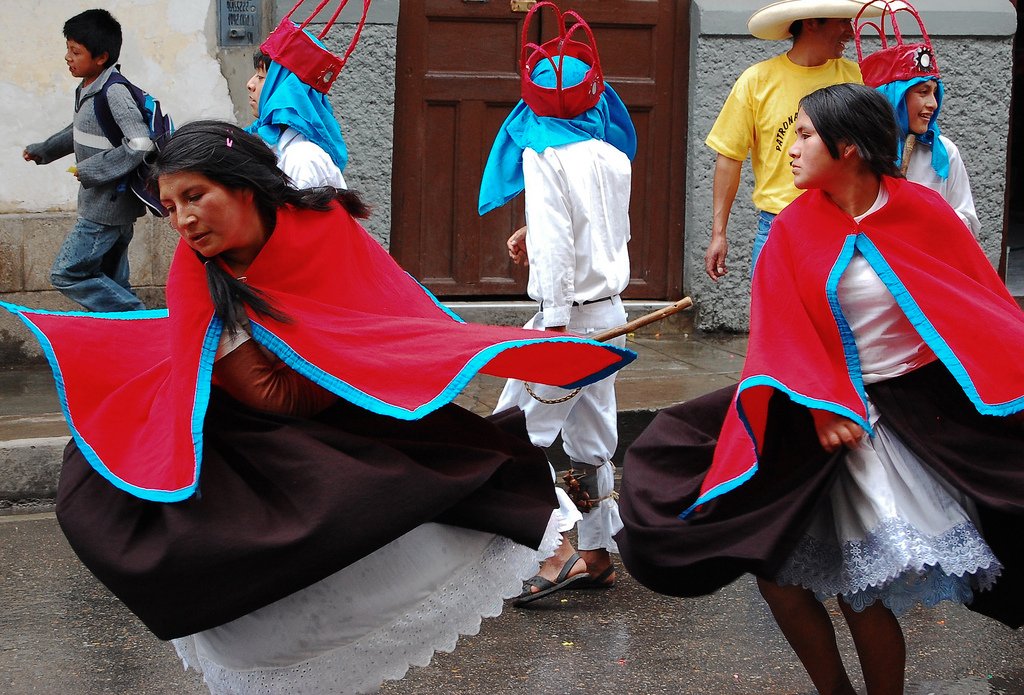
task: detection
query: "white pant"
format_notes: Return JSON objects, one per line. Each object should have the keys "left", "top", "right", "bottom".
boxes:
{"left": 495, "top": 298, "right": 627, "bottom": 552}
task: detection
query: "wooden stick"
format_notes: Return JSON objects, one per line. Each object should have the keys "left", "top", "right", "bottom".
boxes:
{"left": 523, "top": 297, "right": 693, "bottom": 404}
{"left": 589, "top": 297, "right": 693, "bottom": 343}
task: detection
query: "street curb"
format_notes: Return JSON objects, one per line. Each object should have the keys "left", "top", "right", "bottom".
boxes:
{"left": 0, "top": 411, "right": 660, "bottom": 505}
{"left": 0, "top": 437, "right": 67, "bottom": 505}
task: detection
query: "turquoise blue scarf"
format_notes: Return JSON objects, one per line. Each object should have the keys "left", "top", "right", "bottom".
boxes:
{"left": 247, "top": 54, "right": 348, "bottom": 173}
{"left": 877, "top": 77, "right": 949, "bottom": 180}
{"left": 478, "top": 56, "right": 637, "bottom": 215}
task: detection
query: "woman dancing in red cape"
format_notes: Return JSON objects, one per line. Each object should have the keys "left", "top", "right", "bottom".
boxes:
{"left": 3, "top": 121, "right": 634, "bottom": 694}
{"left": 618, "top": 84, "right": 1024, "bottom": 695}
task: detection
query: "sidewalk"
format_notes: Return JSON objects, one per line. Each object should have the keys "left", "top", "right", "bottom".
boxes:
{"left": 0, "top": 317, "right": 748, "bottom": 505}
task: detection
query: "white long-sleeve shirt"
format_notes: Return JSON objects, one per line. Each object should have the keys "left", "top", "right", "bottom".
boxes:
{"left": 274, "top": 127, "right": 347, "bottom": 190}
{"left": 522, "top": 139, "right": 632, "bottom": 328}
{"left": 905, "top": 134, "right": 980, "bottom": 238}
{"left": 840, "top": 185, "right": 935, "bottom": 385}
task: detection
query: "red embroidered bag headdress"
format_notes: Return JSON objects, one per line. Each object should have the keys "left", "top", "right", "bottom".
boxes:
{"left": 260, "top": 0, "right": 371, "bottom": 94}
{"left": 520, "top": 2, "right": 604, "bottom": 119}
{"left": 855, "top": 0, "right": 940, "bottom": 88}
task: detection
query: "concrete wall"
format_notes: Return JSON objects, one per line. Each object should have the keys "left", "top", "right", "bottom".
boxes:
{"left": 686, "top": 0, "right": 1017, "bottom": 331}
{"left": 1, "top": 0, "right": 235, "bottom": 214}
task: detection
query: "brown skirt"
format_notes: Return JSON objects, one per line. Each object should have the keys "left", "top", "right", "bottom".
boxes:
{"left": 56, "top": 391, "right": 556, "bottom": 640}
{"left": 616, "top": 362, "right": 1024, "bottom": 628}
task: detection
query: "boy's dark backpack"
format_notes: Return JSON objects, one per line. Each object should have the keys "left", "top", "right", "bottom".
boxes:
{"left": 93, "top": 71, "right": 175, "bottom": 217}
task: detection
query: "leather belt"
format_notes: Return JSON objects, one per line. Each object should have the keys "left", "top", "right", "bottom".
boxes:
{"left": 542, "top": 295, "right": 617, "bottom": 309}
{"left": 573, "top": 295, "right": 616, "bottom": 306}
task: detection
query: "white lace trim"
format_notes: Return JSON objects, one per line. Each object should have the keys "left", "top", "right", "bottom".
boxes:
{"left": 843, "top": 565, "right": 983, "bottom": 616}
{"left": 174, "top": 515, "right": 561, "bottom": 695}
{"left": 776, "top": 516, "right": 1002, "bottom": 615}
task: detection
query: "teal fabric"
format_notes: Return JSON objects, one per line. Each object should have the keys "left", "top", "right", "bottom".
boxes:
{"left": 478, "top": 56, "right": 636, "bottom": 215}
{"left": 247, "top": 42, "right": 348, "bottom": 173}
{"left": 877, "top": 77, "right": 948, "bottom": 180}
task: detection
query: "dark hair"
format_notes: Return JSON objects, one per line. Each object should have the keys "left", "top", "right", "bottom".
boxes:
{"left": 253, "top": 49, "right": 271, "bottom": 71}
{"left": 799, "top": 83, "right": 903, "bottom": 179}
{"left": 64, "top": 9, "right": 122, "bottom": 66}
{"left": 150, "top": 120, "right": 369, "bottom": 327}
{"left": 790, "top": 17, "right": 838, "bottom": 41}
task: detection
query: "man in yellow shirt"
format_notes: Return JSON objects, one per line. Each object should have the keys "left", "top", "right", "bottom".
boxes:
{"left": 704, "top": 0, "right": 865, "bottom": 280}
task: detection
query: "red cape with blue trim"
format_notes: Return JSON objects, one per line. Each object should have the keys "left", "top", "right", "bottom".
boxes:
{"left": 687, "top": 177, "right": 1024, "bottom": 515}
{"left": 3, "top": 204, "right": 634, "bottom": 502}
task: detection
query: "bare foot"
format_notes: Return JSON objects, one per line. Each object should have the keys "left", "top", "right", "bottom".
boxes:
{"left": 579, "top": 549, "right": 616, "bottom": 585}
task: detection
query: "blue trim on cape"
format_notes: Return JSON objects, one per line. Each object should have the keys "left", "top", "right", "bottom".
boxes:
{"left": 0, "top": 301, "right": 167, "bottom": 321}
{"left": 826, "top": 236, "right": 871, "bottom": 421}
{"left": 680, "top": 464, "right": 759, "bottom": 519}
{"left": 187, "top": 315, "right": 220, "bottom": 500}
{"left": 1, "top": 300, "right": 635, "bottom": 497}
{"left": 678, "top": 374, "right": 869, "bottom": 519}
{"left": 0, "top": 301, "right": 204, "bottom": 502}
{"left": 856, "top": 236, "right": 1024, "bottom": 415}
{"left": 247, "top": 321, "right": 635, "bottom": 421}
{"left": 408, "top": 272, "right": 465, "bottom": 323}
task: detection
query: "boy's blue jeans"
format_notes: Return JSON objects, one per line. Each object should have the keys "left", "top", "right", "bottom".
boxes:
{"left": 50, "top": 218, "right": 146, "bottom": 312}
{"left": 750, "top": 210, "right": 776, "bottom": 276}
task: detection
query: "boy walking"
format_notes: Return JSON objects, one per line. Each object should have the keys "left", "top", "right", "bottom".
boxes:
{"left": 23, "top": 9, "right": 148, "bottom": 312}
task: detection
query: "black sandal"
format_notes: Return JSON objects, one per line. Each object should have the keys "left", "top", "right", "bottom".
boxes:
{"left": 512, "top": 552, "right": 591, "bottom": 606}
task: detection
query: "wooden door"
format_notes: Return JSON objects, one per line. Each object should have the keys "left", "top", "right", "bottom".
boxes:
{"left": 391, "top": 0, "right": 688, "bottom": 299}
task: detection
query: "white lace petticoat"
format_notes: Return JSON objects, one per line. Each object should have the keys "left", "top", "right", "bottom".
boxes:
{"left": 173, "top": 517, "right": 561, "bottom": 694}
{"left": 774, "top": 414, "right": 1002, "bottom": 615}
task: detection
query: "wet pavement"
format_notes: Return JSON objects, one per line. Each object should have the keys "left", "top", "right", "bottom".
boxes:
{"left": 2, "top": 330, "right": 1024, "bottom": 693}
{"left": 2, "top": 511, "right": 1022, "bottom": 695}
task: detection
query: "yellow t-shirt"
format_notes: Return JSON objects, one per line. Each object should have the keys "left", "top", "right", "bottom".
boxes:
{"left": 706, "top": 53, "right": 862, "bottom": 213}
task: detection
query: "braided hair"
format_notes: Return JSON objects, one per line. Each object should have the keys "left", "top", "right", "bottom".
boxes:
{"left": 149, "top": 120, "right": 369, "bottom": 326}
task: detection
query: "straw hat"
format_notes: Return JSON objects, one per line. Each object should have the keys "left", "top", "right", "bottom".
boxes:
{"left": 748, "top": 0, "right": 898, "bottom": 41}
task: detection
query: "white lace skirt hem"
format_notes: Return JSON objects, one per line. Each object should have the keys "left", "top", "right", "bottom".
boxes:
{"left": 173, "top": 516, "right": 561, "bottom": 695}
{"left": 775, "top": 413, "right": 1002, "bottom": 615}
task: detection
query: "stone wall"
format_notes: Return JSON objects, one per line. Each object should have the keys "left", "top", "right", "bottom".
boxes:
{"left": 322, "top": 23, "right": 398, "bottom": 248}
{"left": 268, "top": 0, "right": 399, "bottom": 246}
